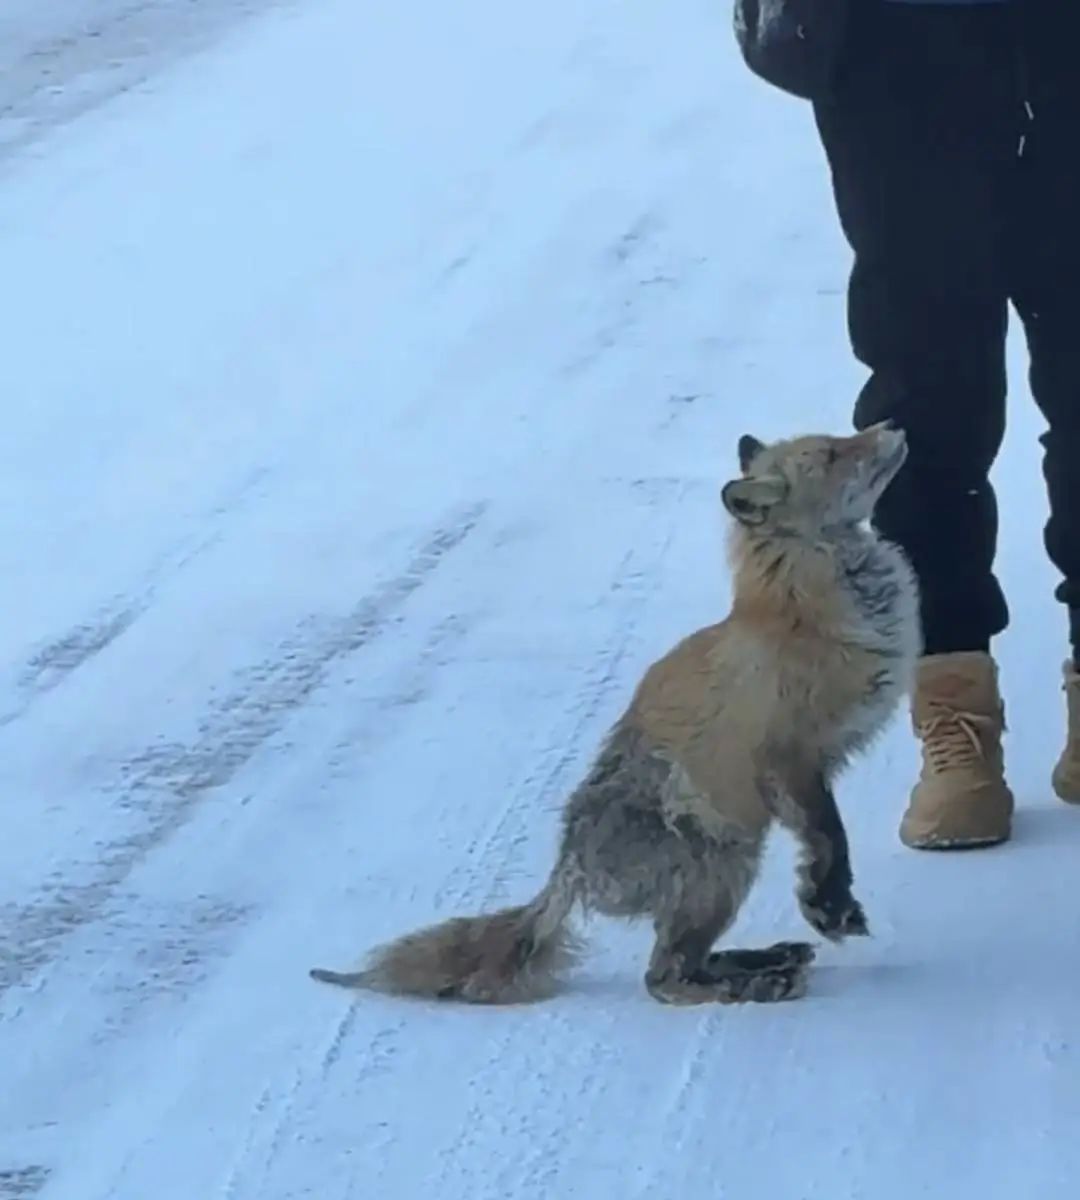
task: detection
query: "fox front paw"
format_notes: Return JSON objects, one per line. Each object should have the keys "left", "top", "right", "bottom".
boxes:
{"left": 799, "top": 890, "right": 870, "bottom": 942}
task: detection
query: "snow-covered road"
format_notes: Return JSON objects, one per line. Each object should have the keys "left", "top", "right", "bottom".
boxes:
{"left": 0, "top": 0, "right": 294, "bottom": 163}
{"left": 3, "top": 2, "right": 1079, "bottom": 1197}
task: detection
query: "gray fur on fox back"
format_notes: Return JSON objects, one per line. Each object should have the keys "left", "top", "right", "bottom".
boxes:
{"left": 310, "top": 424, "right": 919, "bottom": 1007}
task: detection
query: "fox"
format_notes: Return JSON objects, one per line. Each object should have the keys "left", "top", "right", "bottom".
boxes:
{"left": 310, "top": 421, "right": 920, "bottom": 1006}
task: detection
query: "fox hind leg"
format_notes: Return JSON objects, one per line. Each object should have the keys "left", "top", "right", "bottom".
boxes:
{"left": 644, "top": 908, "right": 728, "bottom": 1005}
{"left": 643, "top": 878, "right": 813, "bottom": 1006}
{"left": 646, "top": 927, "right": 812, "bottom": 1006}
{"left": 698, "top": 945, "right": 813, "bottom": 1003}
{"left": 706, "top": 941, "right": 817, "bottom": 973}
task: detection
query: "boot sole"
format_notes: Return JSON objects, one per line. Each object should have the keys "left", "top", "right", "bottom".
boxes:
{"left": 901, "top": 831, "right": 1011, "bottom": 851}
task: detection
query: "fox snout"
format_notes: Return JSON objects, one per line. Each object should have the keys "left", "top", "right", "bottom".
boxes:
{"left": 864, "top": 418, "right": 905, "bottom": 449}
{"left": 862, "top": 422, "right": 907, "bottom": 486}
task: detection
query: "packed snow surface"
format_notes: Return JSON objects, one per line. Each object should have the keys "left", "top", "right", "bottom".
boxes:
{"left": 2, "top": 2, "right": 1078, "bottom": 1198}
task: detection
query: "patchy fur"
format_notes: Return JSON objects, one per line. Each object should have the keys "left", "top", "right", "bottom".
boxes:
{"left": 310, "top": 422, "right": 919, "bottom": 1007}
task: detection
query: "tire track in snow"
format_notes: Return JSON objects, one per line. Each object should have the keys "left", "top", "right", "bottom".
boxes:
{"left": 0, "top": 604, "right": 478, "bottom": 1200}
{"left": 0, "top": 1167, "right": 49, "bottom": 1200}
{"left": 0, "top": 0, "right": 297, "bottom": 169}
{"left": 455, "top": 1005, "right": 623, "bottom": 1200}
{"left": 426, "top": 1024, "right": 521, "bottom": 1199}
{"left": 96, "top": 894, "right": 256, "bottom": 1037}
{"left": 434, "top": 479, "right": 687, "bottom": 915}
{"left": 217, "top": 974, "right": 410, "bottom": 1200}
{"left": 218, "top": 1010, "right": 402, "bottom": 1200}
{"left": 626, "top": 1015, "right": 720, "bottom": 1200}
{"left": 406, "top": 484, "right": 687, "bottom": 1199}
{"left": 429, "top": 545, "right": 664, "bottom": 914}
{"left": 0, "top": 465, "right": 273, "bottom": 729}
{"left": 213, "top": 481, "right": 684, "bottom": 1200}
{"left": 214, "top": 614, "right": 481, "bottom": 1200}
{"left": 0, "top": 501, "right": 487, "bottom": 997}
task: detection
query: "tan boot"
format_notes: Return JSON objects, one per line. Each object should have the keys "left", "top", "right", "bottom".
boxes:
{"left": 900, "top": 651, "right": 1014, "bottom": 850}
{"left": 1051, "top": 660, "right": 1080, "bottom": 804}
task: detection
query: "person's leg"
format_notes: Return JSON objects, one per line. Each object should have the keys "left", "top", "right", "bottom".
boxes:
{"left": 813, "top": 0, "right": 1017, "bottom": 847}
{"left": 1007, "top": 1, "right": 1080, "bottom": 803}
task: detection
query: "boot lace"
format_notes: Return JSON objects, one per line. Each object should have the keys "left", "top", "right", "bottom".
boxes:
{"left": 916, "top": 706, "right": 997, "bottom": 774}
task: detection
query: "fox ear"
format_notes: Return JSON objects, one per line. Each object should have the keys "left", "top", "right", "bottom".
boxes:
{"left": 721, "top": 475, "right": 788, "bottom": 526}
{"left": 738, "top": 434, "right": 765, "bottom": 473}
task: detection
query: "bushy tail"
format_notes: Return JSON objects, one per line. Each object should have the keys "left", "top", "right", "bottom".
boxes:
{"left": 309, "top": 859, "right": 582, "bottom": 1005}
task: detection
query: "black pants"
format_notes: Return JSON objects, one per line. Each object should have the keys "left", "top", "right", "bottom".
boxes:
{"left": 814, "top": 0, "right": 1080, "bottom": 656}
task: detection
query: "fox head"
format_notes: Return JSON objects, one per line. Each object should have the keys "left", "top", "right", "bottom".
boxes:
{"left": 721, "top": 422, "right": 907, "bottom": 533}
